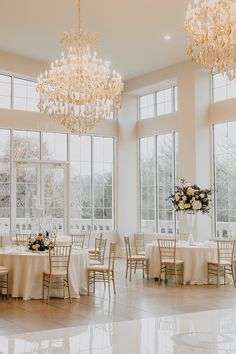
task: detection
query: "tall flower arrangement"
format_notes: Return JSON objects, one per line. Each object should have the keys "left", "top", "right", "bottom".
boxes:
{"left": 170, "top": 179, "right": 212, "bottom": 214}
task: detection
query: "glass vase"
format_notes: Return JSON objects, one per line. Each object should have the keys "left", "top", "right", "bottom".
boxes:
{"left": 186, "top": 212, "right": 196, "bottom": 244}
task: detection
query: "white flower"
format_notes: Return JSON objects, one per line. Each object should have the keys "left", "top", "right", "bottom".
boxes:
{"left": 32, "top": 244, "right": 36, "bottom": 250}
{"left": 192, "top": 200, "right": 202, "bottom": 210}
{"left": 182, "top": 196, "right": 187, "bottom": 201}
{"left": 184, "top": 203, "right": 190, "bottom": 209}
{"left": 175, "top": 194, "right": 180, "bottom": 201}
{"left": 187, "top": 187, "right": 195, "bottom": 196}
{"left": 179, "top": 201, "right": 185, "bottom": 209}
{"left": 200, "top": 193, "right": 205, "bottom": 198}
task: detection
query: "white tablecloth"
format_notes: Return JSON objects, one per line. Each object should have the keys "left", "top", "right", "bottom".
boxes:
{"left": 0, "top": 247, "right": 89, "bottom": 300}
{"left": 145, "top": 242, "right": 217, "bottom": 284}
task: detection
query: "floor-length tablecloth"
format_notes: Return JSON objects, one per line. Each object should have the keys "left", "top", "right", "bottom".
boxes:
{"left": 0, "top": 247, "right": 89, "bottom": 300}
{"left": 145, "top": 242, "right": 217, "bottom": 284}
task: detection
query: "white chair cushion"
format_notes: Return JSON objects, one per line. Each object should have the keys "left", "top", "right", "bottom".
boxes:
{"left": 89, "top": 260, "right": 102, "bottom": 266}
{"left": 0, "top": 266, "right": 8, "bottom": 272}
{"left": 208, "top": 260, "right": 231, "bottom": 266}
{"left": 130, "top": 255, "right": 147, "bottom": 261}
{"left": 138, "top": 251, "right": 146, "bottom": 256}
{"left": 43, "top": 270, "right": 67, "bottom": 276}
{"left": 161, "top": 259, "right": 184, "bottom": 265}
{"left": 88, "top": 265, "right": 108, "bottom": 272}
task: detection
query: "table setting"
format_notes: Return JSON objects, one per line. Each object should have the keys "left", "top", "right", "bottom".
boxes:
{"left": 146, "top": 240, "right": 217, "bottom": 284}
{"left": 0, "top": 235, "right": 89, "bottom": 300}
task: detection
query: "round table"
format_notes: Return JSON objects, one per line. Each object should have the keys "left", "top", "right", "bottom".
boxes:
{"left": 0, "top": 246, "right": 89, "bottom": 300}
{"left": 145, "top": 241, "right": 217, "bottom": 284}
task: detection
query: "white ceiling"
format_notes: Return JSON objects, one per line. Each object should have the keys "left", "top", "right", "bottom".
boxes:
{"left": 0, "top": 0, "right": 189, "bottom": 80}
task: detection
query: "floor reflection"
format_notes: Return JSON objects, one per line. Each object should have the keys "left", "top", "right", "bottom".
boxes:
{"left": 1, "top": 308, "right": 236, "bottom": 353}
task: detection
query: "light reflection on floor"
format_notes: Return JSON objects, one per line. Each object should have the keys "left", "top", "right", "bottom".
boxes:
{"left": 1, "top": 308, "right": 236, "bottom": 353}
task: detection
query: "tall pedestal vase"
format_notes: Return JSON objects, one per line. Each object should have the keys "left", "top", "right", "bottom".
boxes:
{"left": 186, "top": 212, "right": 196, "bottom": 244}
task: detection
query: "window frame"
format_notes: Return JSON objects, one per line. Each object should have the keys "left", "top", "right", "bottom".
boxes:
{"left": 0, "top": 128, "right": 116, "bottom": 235}
{"left": 138, "top": 85, "right": 177, "bottom": 120}
{"left": 212, "top": 73, "right": 236, "bottom": 103}
{"left": 139, "top": 132, "right": 178, "bottom": 234}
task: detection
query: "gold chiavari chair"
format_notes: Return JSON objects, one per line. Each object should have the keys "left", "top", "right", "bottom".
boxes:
{"left": 158, "top": 238, "right": 184, "bottom": 286}
{"left": 15, "top": 233, "right": 31, "bottom": 246}
{"left": 207, "top": 239, "right": 236, "bottom": 287}
{"left": 42, "top": 245, "right": 72, "bottom": 304}
{"left": 124, "top": 236, "right": 149, "bottom": 281}
{"left": 89, "top": 233, "right": 104, "bottom": 259}
{"left": 88, "top": 242, "right": 116, "bottom": 295}
{"left": 89, "top": 238, "right": 107, "bottom": 266}
{"left": 82, "top": 230, "right": 91, "bottom": 248}
{"left": 49, "top": 232, "right": 57, "bottom": 247}
{"left": 71, "top": 234, "right": 85, "bottom": 248}
{"left": 0, "top": 266, "right": 9, "bottom": 298}
{"left": 177, "top": 233, "right": 189, "bottom": 242}
{"left": 134, "top": 233, "right": 145, "bottom": 255}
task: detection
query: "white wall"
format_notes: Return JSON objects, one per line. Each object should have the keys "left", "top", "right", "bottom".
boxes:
{"left": 117, "top": 60, "right": 216, "bottom": 249}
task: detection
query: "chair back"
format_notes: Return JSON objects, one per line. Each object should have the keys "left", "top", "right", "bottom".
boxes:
{"left": 49, "top": 232, "right": 57, "bottom": 247}
{"left": 124, "top": 236, "right": 131, "bottom": 260}
{"left": 71, "top": 234, "right": 85, "bottom": 248}
{"left": 16, "top": 233, "right": 30, "bottom": 246}
{"left": 94, "top": 237, "right": 107, "bottom": 263}
{"left": 108, "top": 242, "right": 116, "bottom": 271}
{"left": 49, "top": 245, "right": 72, "bottom": 274}
{"left": 158, "top": 238, "right": 176, "bottom": 263}
{"left": 82, "top": 230, "right": 91, "bottom": 248}
{"left": 134, "top": 233, "right": 144, "bottom": 254}
{"left": 217, "top": 240, "right": 235, "bottom": 263}
{"left": 177, "top": 233, "right": 188, "bottom": 242}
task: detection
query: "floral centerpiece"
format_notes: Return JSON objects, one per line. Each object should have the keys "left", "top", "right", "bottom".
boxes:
{"left": 28, "top": 234, "right": 50, "bottom": 251}
{"left": 170, "top": 179, "right": 212, "bottom": 214}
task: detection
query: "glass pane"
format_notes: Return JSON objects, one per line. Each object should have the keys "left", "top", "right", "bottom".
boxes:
{"left": 0, "top": 129, "right": 10, "bottom": 160}
{"left": 0, "top": 74, "right": 11, "bottom": 109}
{"left": 42, "top": 132, "right": 67, "bottom": 161}
{"left": 43, "top": 166, "right": 64, "bottom": 234}
{"left": 13, "top": 78, "right": 39, "bottom": 112}
{"left": 70, "top": 136, "right": 92, "bottom": 232}
{"left": 214, "top": 122, "right": 236, "bottom": 237}
{"left": 212, "top": 72, "right": 236, "bottom": 102}
{"left": 157, "top": 134, "right": 174, "bottom": 234}
{"left": 13, "top": 130, "right": 40, "bottom": 160}
{"left": 139, "top": 93, "right": 155, "bottom": 120}
{"left": 0, "top": 129, "right": 10, "bottom": 233}
{"left": 16, "top": 165, "right": 38, "bottom": 233}
{"left": 156, "top": 88, "right": 174, "bottom": 116}
{"left": 93, "top": 137, "right": 114, "bottom": 231}
{"left": 140, "top": 136, "right": 156, "bottom": 232}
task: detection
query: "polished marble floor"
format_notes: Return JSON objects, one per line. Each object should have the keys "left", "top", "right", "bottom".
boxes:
{"left": 1, "top": 259, "right": 236, "bottom": 352}
{"left": 1, "top": 308, "right": 236, "bottom": 353}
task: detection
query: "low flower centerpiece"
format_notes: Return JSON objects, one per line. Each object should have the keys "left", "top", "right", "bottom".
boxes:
{"left": 170, "top": 179, "right": 212, "bottom": 242}
{"left": 28, "top": 234, "right": 50, "bottom": 252}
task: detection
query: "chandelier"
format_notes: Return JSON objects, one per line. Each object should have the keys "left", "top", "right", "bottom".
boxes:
{"left": 184, "top": 0, "right": 236, "bottom": 80}
{"left": 37, "top": 0, "right": 124, "bottom": 135}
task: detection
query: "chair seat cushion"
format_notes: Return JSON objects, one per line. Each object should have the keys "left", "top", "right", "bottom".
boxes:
{"left": 131, "top": 255, "right": 148, "bottom": 261}
{"left": 43, "top": 270, "right": 67, "bottom": 276}
{"left": 88, "top": 248, "right": 99, "bottom": 254}
{"left": 138, "top": 251, "right": 146, "bottom": 256}
{"left": 208, "top": 260, "right": 231, "bottom": 266}
{"left": 161, "top": 259, "right": 184, "bottom": 265}
{"left": 89, "top": 260, "right": 102, "bottom": 266}
{"left": 88, "top": 265, "right": 108, "bottom": 272}
{"left": 0, "top": 266, "right": 8, "bottom": 272}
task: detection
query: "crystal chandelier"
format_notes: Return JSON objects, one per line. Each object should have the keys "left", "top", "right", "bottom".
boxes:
{"left": 184, "top": 0, "right": 236, "bottom": 80}
{"left": 37, "top": 0, "right": 124, "bottom": 135}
